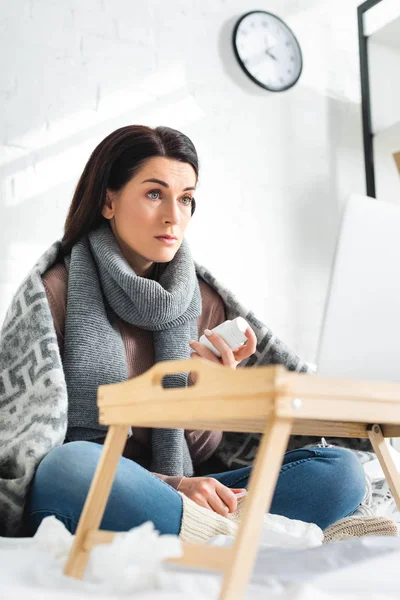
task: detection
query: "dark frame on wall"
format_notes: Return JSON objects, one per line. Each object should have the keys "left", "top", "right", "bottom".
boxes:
{"left": 358, "top": 0, "right": 383, "bottom": 198}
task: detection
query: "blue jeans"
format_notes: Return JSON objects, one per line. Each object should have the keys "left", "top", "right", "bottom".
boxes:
{"left": 26, "top": 442, "right": 366, "bottom": 535}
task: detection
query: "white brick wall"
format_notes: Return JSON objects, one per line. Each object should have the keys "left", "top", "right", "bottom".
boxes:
{"left": 0, "top": 0, "right": 365, "bottom": 363}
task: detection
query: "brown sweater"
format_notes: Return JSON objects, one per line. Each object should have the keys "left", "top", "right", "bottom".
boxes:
{"left": 42, "top": 263, "right": 226, "bottom": 489}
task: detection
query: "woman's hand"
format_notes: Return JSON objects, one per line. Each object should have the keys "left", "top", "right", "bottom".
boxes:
{"left": 189, "top": 326, "right": 257, "bottom": 370}
{"left": 178, "top": 476, "right": 246, "bottom": 516}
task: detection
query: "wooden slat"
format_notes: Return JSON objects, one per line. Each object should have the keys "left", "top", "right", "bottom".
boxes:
{"left": 99, "top": 399, "right": 400, "bottom": 438}
{"left": 98, "top": 413, "right": 373, "bottom": 438}
{"left": 98, "top": 360, "right": 286, "bottom": 408}
{"left": 185, "top": 418, "right": 369, "bottom": 437}
{"left": 84, "top": 531, "right": 231, "bottom": 572}
{"left": 84, "top": 530, "right": 115, "bottom": 549}
{"left": 99, "top": 395, "right": 274, "bottom": 429}
{"left": 276, "top": 394, "right": 400, "bottom": 425}
{"left": 291, "top": 420, "right": 369, "bottom": 438}
{"left": 285, "top": 371, "right": 400, "bottom": 403}
{"left": 168, "top": 542, "right": 232, "bottom": 571}
{"left": 380, "top": 425, "right": 400, "bottom": 438}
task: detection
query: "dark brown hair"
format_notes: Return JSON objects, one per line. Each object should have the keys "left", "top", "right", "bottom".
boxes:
{"left": 61, "top": 125, "right": 199, "bottom": 255}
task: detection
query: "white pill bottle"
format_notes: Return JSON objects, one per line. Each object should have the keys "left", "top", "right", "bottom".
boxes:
{"left": 199, "top": 317, "right": 248, "bottom": 358}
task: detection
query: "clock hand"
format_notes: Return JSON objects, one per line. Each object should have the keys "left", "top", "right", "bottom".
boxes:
{"left": 265, "top": 49, "right": 277, "bottom": 61}
{"left": 265, "top": 45, "right": 277, "bottom": 61}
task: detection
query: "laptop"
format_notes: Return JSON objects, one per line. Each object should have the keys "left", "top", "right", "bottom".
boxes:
{"left": 316, "top": 194, "right": 400, "bottom": 382}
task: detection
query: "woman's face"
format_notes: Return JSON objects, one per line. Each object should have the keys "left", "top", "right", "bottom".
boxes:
{"left": 102, "top": 157, "right": 196, "bottom": 277}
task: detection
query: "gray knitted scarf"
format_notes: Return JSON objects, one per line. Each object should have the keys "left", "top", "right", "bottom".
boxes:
{"left": 64, "top": 224, "right": 200, "bottom": 476}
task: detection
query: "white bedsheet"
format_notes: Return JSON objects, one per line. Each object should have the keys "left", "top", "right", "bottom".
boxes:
{"left": 1, "top": 515, "right": 400, "bottom": 600}
{"left": 3, "top": 445, "right": 400, "bottom": 598}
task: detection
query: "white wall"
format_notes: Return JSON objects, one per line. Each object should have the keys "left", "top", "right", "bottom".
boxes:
{"left": 0, "top": 0, "right": 365, "bottom": 364}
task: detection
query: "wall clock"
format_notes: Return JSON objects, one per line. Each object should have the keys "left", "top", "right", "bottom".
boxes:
{"left": 233, "top": 10, "right": 303, "bottom": 92}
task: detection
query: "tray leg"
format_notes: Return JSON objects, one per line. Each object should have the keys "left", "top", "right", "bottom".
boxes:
{"left": 64, "top": 425, "right": 129, "bottom": 579}
{"left": 368, "top": 424, "right": 400, "bottom": 511}
{"left": 219, "top": 416, "right": 293, "bottom": 600}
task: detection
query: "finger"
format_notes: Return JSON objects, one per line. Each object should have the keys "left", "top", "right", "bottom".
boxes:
{"left": 188, "top": 370, "right": 198, "bottom": 385}
{"left": 200, "top": 499, "right": 214, "bottom": 511}
{"left": 189, "top": 340, "right": 221, "bottom": 364}
{"left": 208, "top": 491, "right": 231, "bottom": 516}
{"left": 232, "top": 327, "right": 257, "bottom": 362}
{"left": 192, "top": 495, "right": 214, "bottom": 511}
{"left": 230, "top": 488, "right": 247, "bottom": 494}
{"left": 189, "top": 353, "right": 204, "bottom": 384}
{"left": 202, "top": 330, "right": 236, "bottom": 366}
{"left": 215, "top": 481, "right": 238, "bottom": 513}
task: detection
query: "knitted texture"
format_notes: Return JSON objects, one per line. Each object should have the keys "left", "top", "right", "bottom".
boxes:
{"left": 63, "top": 224, "right": 200, "bottom": 478}
{"left": 178, "top": 492, "right": 238, "bottom": 543}
{"left": 0, "top": 236, "right": 311, "bottom": 536}
{"left": 323, "top": 515, "right": 400, "bottom": 543}
{"left": 226, "top": 496, "right": 246, "bottom": 524}
{"left": 181, "top": 499, "right": 400, "bottom": 545}
{"left": 0, "top": 242, "right": 68, "bottom": 537}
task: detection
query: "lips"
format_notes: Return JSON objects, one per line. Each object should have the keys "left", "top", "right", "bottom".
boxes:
{"left": 154, "top": 236, "right": 178, "bottom": 246}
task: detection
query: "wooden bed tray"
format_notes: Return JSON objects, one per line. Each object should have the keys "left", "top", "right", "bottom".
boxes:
{"left": 64, "top": 358, "right": 400, "bottom": 600}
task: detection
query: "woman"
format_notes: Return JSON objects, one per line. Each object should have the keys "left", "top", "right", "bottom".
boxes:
{"left": 26, "top": 125, "right": 365, "bottom": 539}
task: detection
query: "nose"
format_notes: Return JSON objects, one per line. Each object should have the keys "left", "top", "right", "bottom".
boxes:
{"left": 162, "top": 198, "right": 180, "bottom": 226}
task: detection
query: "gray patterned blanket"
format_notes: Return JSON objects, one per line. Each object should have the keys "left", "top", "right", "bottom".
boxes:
{"left": 0, "top": 242, "right": 314, "bottom": 536}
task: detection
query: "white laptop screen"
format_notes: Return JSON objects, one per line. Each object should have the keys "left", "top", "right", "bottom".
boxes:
{"left": 317, "top": 194, "right": 400, "bottom": 382}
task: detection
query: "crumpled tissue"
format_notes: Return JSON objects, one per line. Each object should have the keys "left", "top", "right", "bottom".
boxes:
{"left": 30, "top": 516, "right": 190, "bottom": 596}
{"left": 87, "top": 521, "right": 182, "bottom": 592}
{"left": 210, "top": 512, "right": 323, "bottom": 549}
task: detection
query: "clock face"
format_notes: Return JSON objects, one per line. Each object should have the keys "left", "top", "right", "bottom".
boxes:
{"left": 233, "top": 11, "right": 302, "bottom": 92}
